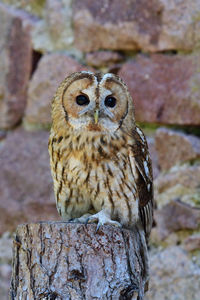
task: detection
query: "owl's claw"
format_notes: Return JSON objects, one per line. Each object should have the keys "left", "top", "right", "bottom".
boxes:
{"left": 69, "top": 213, "right": 92, "bottom": 224}
{"left": 86, "top": 211, "right": 122, "bottom": 232}
{"left": 95, "top": 222, "right": 101, "bottom": 233}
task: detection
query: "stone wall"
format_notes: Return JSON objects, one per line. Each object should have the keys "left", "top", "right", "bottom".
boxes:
{"left": 0, "top": 1, "right": 200, "bottom": 299}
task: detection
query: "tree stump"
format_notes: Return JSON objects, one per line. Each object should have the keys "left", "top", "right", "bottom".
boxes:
{"left": 10, "top": 222, "right": 149, "bottom": 300}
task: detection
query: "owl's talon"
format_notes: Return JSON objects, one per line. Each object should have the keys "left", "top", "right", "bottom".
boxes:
{"left": 96, "top": 223, "right": 101, "bottom": 232}
{"left": 86, "top": 217, "right": 98, "bottom": 225}
{"left": 85, "top": 217, "right": 90, "bottom": 224}
{"left": 69, "top": 213, "right": 92, "bottom": 224}
{"left": 86, "top": 211, "right": 122, "bottom": 230}
{"left": 68, "top": 218, "right": 81, "bottom": 223}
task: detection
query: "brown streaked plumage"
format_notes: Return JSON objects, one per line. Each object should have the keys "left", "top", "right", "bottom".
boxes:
{"left": 48, "top": 71, "right": 153, "bottom": 241}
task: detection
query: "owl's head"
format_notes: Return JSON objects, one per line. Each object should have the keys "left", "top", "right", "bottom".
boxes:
{"left": 52, "top": 71, "right": 135, "bottom": 134}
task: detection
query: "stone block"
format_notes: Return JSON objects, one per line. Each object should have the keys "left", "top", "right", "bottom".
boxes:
{"left": 0, "top": 3, "right": 32, "bottom": 129}
{"left": 0, "top": 127, "right": 58, "bottom": 234}
{"left": 119, "top": 54, "right": 200, "bottom": 125}
{"left": 73, "top": 0, "right": 200, "bottom": 52}
{"left": 155, "top": 128, "right": 200, "bottom": 170}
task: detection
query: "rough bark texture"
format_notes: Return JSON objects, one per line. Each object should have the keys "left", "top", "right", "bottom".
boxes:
{"left": 10, "top": 222, "right": 148, "bottom": 300}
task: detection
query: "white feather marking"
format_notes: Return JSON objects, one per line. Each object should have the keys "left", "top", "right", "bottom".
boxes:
{"left": 136, "top": 127, "right": 145, "bottom": 142}
{"left": 147, "top": 183, "right": 151, "bottom": 192}
{"left": 80, "top": 70, "right": 94, "bottom": 75}
{"left": 99, "top": 87, "right": 112, "bottom": 99}
{"left": 143, "top": 160, "right": 149, "bottom": 177}
{"left": 68, "top": 116, "right": 91, "bottom": 129}
{"left": 101, "top": 73, "right": 113, "bottom": 83}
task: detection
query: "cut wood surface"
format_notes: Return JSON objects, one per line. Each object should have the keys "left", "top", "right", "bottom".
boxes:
{"left": 10, "top": 222, "right": 149, "bottom": 300}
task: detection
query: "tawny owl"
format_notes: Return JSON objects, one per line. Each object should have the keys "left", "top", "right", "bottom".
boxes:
{"left": 48, "top": 71, "right": 153, "bottom": 241}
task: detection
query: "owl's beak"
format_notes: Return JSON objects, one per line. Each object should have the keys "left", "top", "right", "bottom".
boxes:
{"left": 94, "top": 109, "right": 99, "bottom": 124}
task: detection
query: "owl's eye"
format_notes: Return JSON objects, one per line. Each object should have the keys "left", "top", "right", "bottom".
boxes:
{"left": 105, "top": 96, "right": 116, "bottom": 108}
{"left": 76, "top": 95, "right": 90, "bottom": 106}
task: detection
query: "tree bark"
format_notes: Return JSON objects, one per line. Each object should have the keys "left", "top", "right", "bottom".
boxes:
{"left": 10, "top": 222, "right": 149, "bottom": 300}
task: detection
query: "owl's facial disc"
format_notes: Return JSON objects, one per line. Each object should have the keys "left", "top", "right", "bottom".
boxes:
{"left": 62, "top": 72, "right": 131, "bottom": 132}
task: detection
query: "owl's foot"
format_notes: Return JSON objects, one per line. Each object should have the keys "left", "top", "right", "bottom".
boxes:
{"left": 69, "top": 213, "right": 92, "bottom": 224}
{"left": 86, "top": 210, "right": 122, "bottom": 232}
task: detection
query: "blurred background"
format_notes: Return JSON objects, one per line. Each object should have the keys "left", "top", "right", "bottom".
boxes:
{"left": 0, "top": 0, "right": 200, "bottom": 299}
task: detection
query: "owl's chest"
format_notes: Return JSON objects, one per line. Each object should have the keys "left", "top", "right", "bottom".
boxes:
{"left": 66, "top": 149, "right": 134, "bottom": 196}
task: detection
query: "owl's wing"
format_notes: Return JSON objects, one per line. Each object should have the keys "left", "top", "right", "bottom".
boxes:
{"left": 129, "top": 126, "right": 154, "bottom": 240}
